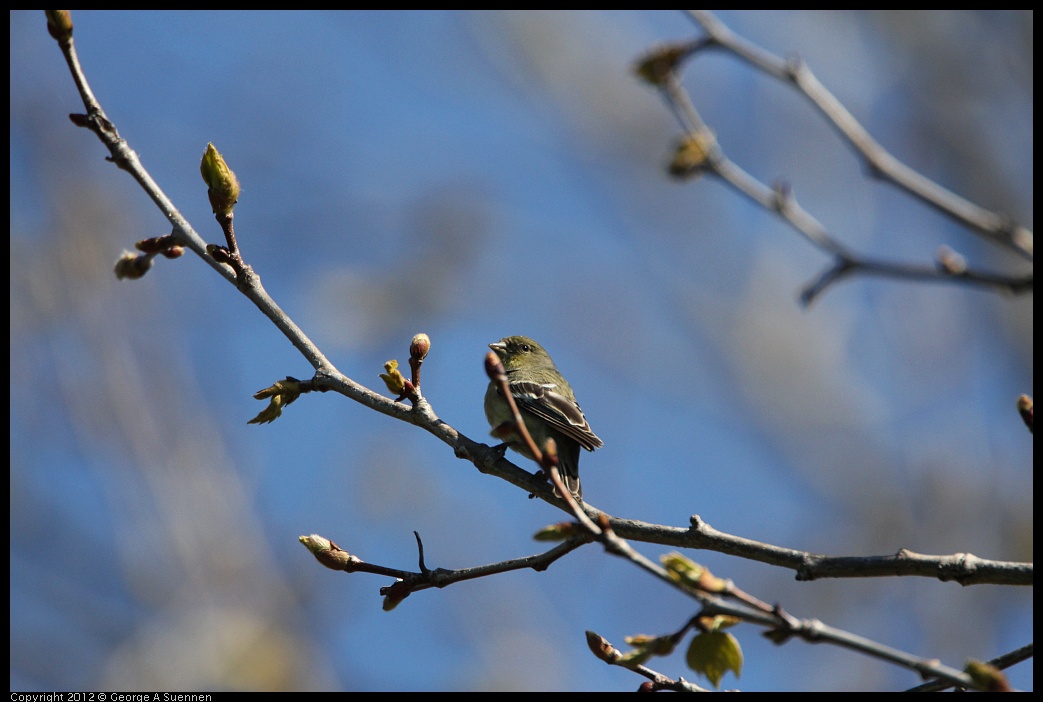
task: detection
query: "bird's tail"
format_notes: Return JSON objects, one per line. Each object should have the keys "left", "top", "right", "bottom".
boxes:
{"left": 554, "top": 442, "right": 583, "bottom": 501}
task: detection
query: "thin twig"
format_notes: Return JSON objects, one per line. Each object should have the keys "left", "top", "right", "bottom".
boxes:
{"left": 685, "top": 10, "right": 1032, "bottom": 260}
{"left": 640, "top": 11, "right": 1033, "bottom": 303}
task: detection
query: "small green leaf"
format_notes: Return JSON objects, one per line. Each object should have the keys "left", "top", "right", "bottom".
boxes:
{"left": 686, "top": 630, "right": 743, "bottom": 689}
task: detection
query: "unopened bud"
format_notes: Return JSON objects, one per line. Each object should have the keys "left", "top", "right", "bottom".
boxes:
{"left": 45, "top": 11, "right": 73, "bottom": 42}
{"left": 964, "top": 659, "right": 1011, "bottom": 692}
{"left": 200, "top": 143, "right": 240, "bottom": 215}
{"left": 585, "top": 630, "right": 621, "bottom": 663}
{"left": 668, "top": 130, "right": 717, "bottom": 180}
{"left": 410, "top": 333, "right": 431, "bottom": 361}
{"left": 114, "top": 250, "right": 152, "bottom": 280}
{"left": 634, "top": 43, "right": 689, "bottom": 86}
{"left": 206, "top": 244, "right": 234, "bottom": 266}
{"left": 936, "top": 246, "right": 967, "bottom": 275}
{"left": 299, "top": 534, "right": 354, "bottom": 570}
{"left": 533, "top": 521, "right": 579, "bottom": 542}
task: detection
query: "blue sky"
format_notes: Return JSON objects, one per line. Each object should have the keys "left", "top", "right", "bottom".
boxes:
{"left": 10, "top": 10, "right": 1032, "bottom": 691}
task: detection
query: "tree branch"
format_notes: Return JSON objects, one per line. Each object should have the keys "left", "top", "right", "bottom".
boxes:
{"left": 636, "top": 11, "right": 1032, "bottom": 304}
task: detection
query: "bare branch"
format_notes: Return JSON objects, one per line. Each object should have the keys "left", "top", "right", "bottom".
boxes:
{"left": 636, "top": 11, "right": 1032, "bottom": 302}
{"left": 685, "top": 10, "right": 1033, "bottom": 260}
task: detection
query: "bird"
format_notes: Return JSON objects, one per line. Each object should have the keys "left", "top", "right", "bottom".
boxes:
{"left": 484, "top": 336, "right": 602, "bottom": 499}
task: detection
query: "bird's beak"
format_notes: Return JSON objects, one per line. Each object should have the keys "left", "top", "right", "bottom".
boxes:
{"left": 488, "top": 341, "right": 506, "bottom": 357}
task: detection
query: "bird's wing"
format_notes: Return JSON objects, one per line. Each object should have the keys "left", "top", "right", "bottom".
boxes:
{"left": 508, "top": 380, "right": 603, "bottom": 451}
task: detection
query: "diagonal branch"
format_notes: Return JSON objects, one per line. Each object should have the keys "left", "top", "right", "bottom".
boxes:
{"left": 639, "top": 11, "right": 1032, "bottom": 303}
{"left": 685, "top": 9, "right": 1033, "bottom": 260}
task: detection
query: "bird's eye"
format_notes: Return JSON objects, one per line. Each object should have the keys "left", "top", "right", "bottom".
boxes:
{"left": 521, "top": 344, "right": 530, "bottom": 352}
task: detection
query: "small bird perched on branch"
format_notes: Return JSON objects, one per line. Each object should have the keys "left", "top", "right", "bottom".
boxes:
{"left": 484, "top": 336, "right": 603, "bottom": 499}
